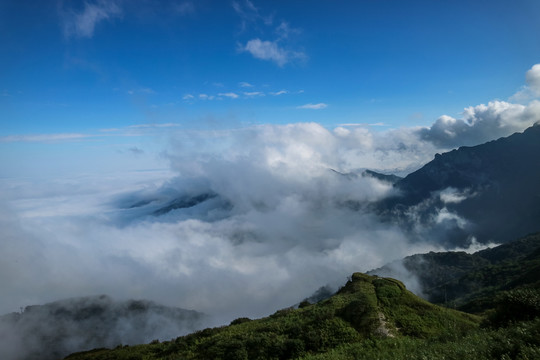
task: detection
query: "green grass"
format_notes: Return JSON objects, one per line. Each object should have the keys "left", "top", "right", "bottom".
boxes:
{"left": 65, "top": 273, "right": 480, "bottom": 360}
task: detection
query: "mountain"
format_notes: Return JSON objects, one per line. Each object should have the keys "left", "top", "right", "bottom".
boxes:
{"left": 152, "top": 193, "right": 218, "bottom": 216}
{"left": 362, "top": 169, "right": 402, "bottom": 185}
{"left": 61, "top": 234, "right": 540, "bottom": 360}
{"left": 369, "top": 232, "right": 540, "bottom": 313}
{"left": 380, "top": 124, "right": 540, "bottom": 245}
{"left": 64, "top": 273, "right": 481, "bottom": 360}
{"left": 0, "top": 295, "right": 205, "bottom": 360}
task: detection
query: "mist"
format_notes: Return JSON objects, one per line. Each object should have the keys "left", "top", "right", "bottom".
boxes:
{"left": 1, "top": 91, "right": 540, "bottom": 357}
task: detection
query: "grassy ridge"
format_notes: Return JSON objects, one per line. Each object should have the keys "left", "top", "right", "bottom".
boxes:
{"left": 63, "top": 234, "right": 540, "bottom": 360}
{"left": 65, "top": 274, "right": 479, "bottom": 360}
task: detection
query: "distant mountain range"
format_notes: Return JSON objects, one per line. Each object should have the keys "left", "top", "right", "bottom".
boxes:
{"left": 0, "top": 296, "right": 205, "bottom": 360}
{"left": 379, "top": 123, "right": 540, "bottom": 246}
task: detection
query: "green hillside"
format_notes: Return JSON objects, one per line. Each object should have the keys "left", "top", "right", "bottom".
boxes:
{"left": 65, "top": 273, "right": 479, "bottom": 360}
{"left": 62, "top": 234, "right": 540, "bottom": 360}
{"left": 370, "top": 232, "right": 540, "bottom": 313}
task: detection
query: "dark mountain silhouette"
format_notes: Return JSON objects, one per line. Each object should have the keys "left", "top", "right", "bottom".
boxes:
{"left": 152, "top": 193, "right": 218, "bottom": 216}
{"left": 380, "top": 123, "right": 540, "bottom": 245}
{"left": 362, "top": 169, "right": 402, "bottom": 184}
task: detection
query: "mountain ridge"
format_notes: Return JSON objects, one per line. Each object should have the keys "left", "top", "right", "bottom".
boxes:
{"left": 379, "top": 124, "right": 540, "bottom": 245}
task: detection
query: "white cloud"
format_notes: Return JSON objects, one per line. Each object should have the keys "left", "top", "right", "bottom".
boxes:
{"left": 239, "top": 82, "right": 253, "bottom": 88}
{"left": 2, "top": 122, "right": 432, "bottom": 319}
{"left": 510, "top": 63, "right": 540, "bottom": 102}
{"left": 526, "top": 64, "right": 540, "bottom": 95}
{"left": 418, "top": 100, "right": 540, "bottom": 147}
{"left": 439, "top": 188, "right": 469, "bottom": 204}
{"left": 241, "top": 39, "right": 304, "bottom": 67}
{"left": 218, "top": 92, "right": 239, "bottom": 99}
{"left": 183, "top": 94, "right": 194, "bottom": 100}
{"left": 297, "top": 103, "right": 328, "bottom": 110}
{"left": 62, "top": 0, "right": 122, "bottom": 39}
{"left": 4, "top": 60, "right": 540, "bottom": 342}
{"left": 243, "top": 91, "right": 264, "bottom": 97}
{"left": 271, "top": 89, "right": 288, "bottom": 96}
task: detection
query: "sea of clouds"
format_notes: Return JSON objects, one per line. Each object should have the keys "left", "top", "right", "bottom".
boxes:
{"left": 1, "top": 66, "right": 540, "bottom": 343}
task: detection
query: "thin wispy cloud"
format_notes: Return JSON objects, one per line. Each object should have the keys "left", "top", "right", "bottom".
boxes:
{"left": 128, "top": 123, "right": 181, "bottom": 129}
{"left": 174, "top": 1, "right": 195, "bottom": 16}
{"left": 271, "top": 90, "right": 288, "bottom": 96}
{"left": 218, "top": 92, "right": 239, "bottom": 99}
{"left": 127, "top": 88, "right": 156, "bottom": 95}
{"left": 0, "top": 133, "right": 92, "bottom": 143}
{"left": 243, "top": 91, "right": 264, "bottom": 97}
{"left": 297, "top": 103, "right": 328, "bottom": 110}
{"left": 241, "top": 39, "right": 305, "bottom": 67}
{"left": 128, "top": 146, "right": 144, "bottom": 155}
{"left": 61, "top": 0, "right": 122, "bottom": 39}
{"left": 275, "top": 21, "right": 301, "bottom": 40}
{"left": 232, "top": 0, "right": 272, "bottom": 30}
{"left": 233, "top": 1, "right": 304, "bottom": 67}
{"left": 239, "top": 82, "right": 254, "bottom": 88}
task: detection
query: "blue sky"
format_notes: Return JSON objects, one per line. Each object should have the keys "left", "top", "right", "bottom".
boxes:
{"left": 1, "top": 0, "right": 540, "bottom": 177}
{"left": 3, "top": 0, "right": 540, "bottom": 324}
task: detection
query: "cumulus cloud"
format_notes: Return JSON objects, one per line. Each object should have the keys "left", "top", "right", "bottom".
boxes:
{"left": 418, "top": 100, "right": 540, "bottom": 148}
{"left": 297, "top": 103, "right": 328, "bottom": 110}
{"left": 511, "top": 63, "right": 540, "bottom": 101}
{"left": 526, "top": 64, "right": 540, "bottom": 95}
{"left": 61, "top": 0, "right": 122, "bottom": 39}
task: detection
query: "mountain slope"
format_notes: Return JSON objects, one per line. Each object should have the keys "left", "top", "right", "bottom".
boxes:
{"left": 370, "top": 232, "right": 540, "bottom": 312}
{"left": 64, "top": 273, "right": 479, "bottom": 360}
{"left": 0, "top": 295, "right": 205, "bottom": 360}
{"left": 381, "top": 124, "right": 540, "bottom": 245}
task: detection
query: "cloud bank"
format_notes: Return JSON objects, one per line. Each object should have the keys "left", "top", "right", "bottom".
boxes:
{"left": 2, "top": 65, "right": 540, "bottom": 354}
